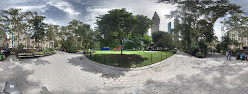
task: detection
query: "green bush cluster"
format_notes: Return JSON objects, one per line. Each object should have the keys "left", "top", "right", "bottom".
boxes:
{"left": 41, "top": 49, "right": 55, "bottom": 54}
{"left": 60, "top": 36, "right": 77, "bottom": 53}
{"left": 187, "top": 40, "right": 207, "bottom": 58}
{"left": 18, "top": 43, "right": 24, "bottom": 50}
{"left": 216, "top": 35, "right": 239, "bottom": 53}
{"left": 18, "top": 49, "right": 38, "bottom": 53}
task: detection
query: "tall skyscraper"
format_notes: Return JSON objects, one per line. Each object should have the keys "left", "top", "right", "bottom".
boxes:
{"left": 151, "top": 12, "right": 160, "bottom": 34}
{"left": 168, "top": 22, "right": 172, "bottom": 34}
{"left": 172, "top": 18, "right": 180, "bottom": 41}
{"left": 174, "top": 18, "right": 179, "bottom": 28}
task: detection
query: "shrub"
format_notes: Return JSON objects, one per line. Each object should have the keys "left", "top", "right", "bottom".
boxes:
{"left": 48, "top": 48, "right": 54, "bottom": 51}
{"left": 41, "top": 49, "right": 55, "bottom": 54}
{"left": 198, "top": 41, "right": 208, "bottom": 56}
{"left": 195, "top": 52, "right": 205, "bottom": 58}
{"left": 171, "top": 50, "right": 177, "bottom": 54}
{"left": 188, "top": 40, "right": 199, "bottom": 55}
{"left": 187, "top": 40, "right": 207, "bottom": 58}
{"left": 41, "top": 49, "right": 50, "bottom": 52}
{"left": 50, "top": 51, "right": 55, "bottom": 54}
{"left": 30, "top": 49, "right": 38, "bottom": 53}
{"left": 18, "top": 43, "right": 24, "bottom": 50}
{"left": 60, "top": 36, "right": 77, "bottom": 53}
{"left": 18, "top": 49, "right": 38, "bottom": 53}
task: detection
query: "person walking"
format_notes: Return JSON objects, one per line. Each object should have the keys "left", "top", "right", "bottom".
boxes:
{"left": 228, "top": 49, "right": 232, "bottom": 61}
{"left": 226, "top": 51, "right": 229, "bottom": 60}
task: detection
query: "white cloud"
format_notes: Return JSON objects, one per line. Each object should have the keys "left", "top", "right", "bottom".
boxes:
{"left": 85, "top": 8, "right": 112, "bottom": 28}
{"left": 47, "top": 1, "right": 80, "bottom": 18}
{"left": 43, "top": 18, "right": 59, "bottom": 25}
{"left": 8, "top": 0, "right": 31, "bottom": 4}
{"left": 4, "top": 0, "right": 248, "bottom": 40}
{"left": 88, "top": 8, "right": 111, "bottom": 14}
{"left": 14, "top": 5, "right": 48, "bottom": 13}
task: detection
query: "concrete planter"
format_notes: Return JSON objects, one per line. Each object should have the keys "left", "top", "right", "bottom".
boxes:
{"left": 33, "top": 52, "right": 45, "bottom": 57}
{"left": 44, "top": 52, "right": 51, "bottom": 56}
{"left": 17, "top": 53, "right": 34, "bottom": 58}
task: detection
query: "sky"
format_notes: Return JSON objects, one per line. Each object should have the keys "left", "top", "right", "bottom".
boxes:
{"left": 0, "top": 0, "right": 247, "bottom": 40}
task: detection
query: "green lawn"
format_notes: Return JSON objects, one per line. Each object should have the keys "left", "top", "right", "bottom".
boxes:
{"left": 87, "top": 50, "right": 175, "bottom": 68}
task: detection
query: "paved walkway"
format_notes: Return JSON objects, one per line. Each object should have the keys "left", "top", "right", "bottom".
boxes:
{"left": 0, "top": 51, "right": 248, "bottom": 94}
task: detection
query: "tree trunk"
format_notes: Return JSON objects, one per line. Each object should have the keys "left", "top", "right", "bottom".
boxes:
{"left": 27, "top": 37, "right": 29, "bottom": 49}
{"left": 17, "top": 29, "right": 20, "bottom": 50}
{"left": 80, "top": 40, "right": 82, "bottom": 51}
{"left": 76, "top": 37, "right": 78, "bottom": 51}
{"left": 37, "top": 41, "right": 39, "bottom": 50}
{"left": 83, "top": 44, "right": 86, "bottom": 55}
{"left": 121, "top": 40, "right": 123, "bottom": 55}
{"left": 86, "top": 42, "right": 88, "bottom": 56}
{"left": 53, "top": 39, "right": 55, "bottom": 50}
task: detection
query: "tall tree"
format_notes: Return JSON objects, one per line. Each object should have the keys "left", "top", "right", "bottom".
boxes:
{"left": 142, "top": 34, "right": 153, "bottom": 50}
{"left": 132, "top": 15, "right": 152, "bottom": 37}
{"left": 123, "top": 15, "right": 152, "bottom": 50}
{"left": 0, "top": 8, "right": 32, "bottom": 49}
{"left": 96, "top": 8, "right": 136, "bottom": 54}
{"left": 224, "top": 15, "right": 248, "bottom": 47}
{"left": 152, "top": 31, "right": 173, "bottom": 49}
{"left": 46, "top": 24, "right": 59, "bottom": 49}
{"left": 75, "top": 24, "right": 94, "bottom": 55}
{"left": 68, "top": 19, "right": 84, "bottom": 50}
{"left": 28, "top": 12, "right": 46, "bottom": 49}
{"left": 165, "top": 0, "right": 242, "bottom": 57}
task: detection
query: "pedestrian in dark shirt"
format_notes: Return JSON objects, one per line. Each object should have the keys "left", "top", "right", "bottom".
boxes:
{"left": 228, "top": 49, "right": 232, "bottom": 61}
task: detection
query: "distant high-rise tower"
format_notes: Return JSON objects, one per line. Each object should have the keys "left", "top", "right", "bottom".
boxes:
{"left": 173, "top": 18, "right": 180, "bottom": 41}
{"left": 174, "top": 18, "right": 179, "bottom": 28}
{"left": 151, "top": 12, "right": 160, "bottom": 34}
{"left": 168, "top": 22, "right": 172, "bottom": 34}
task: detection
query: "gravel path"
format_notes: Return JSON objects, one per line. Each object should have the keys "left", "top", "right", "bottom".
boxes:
{"left": 0, "top": 51, "right": 248, "bottom": 94}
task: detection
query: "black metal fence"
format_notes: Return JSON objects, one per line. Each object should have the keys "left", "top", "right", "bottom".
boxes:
{"left": 88, "top": 51, "right": 175, "bottom": 67}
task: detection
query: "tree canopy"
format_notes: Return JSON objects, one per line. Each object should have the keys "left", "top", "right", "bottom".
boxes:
{"left": 152, "top": 31, "right": 173, "bottom": 49}
{"left": 165, "top": 0, "right": 242, "bottom": 57}
{"left": 96, "top": 8, "right": 152, "bottom": 54}
{"left": 28, "top": 12, "right": 46, "bottom": 48}
{"left": 0, "top": 8, "right": 33, "bottom": 48}
{"left": 224, "top": 15, "right": 248, "bottom": 47}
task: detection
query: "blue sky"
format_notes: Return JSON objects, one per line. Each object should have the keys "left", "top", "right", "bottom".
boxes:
{"left": 0, "top": 0, "right": 247, "bottom": 40}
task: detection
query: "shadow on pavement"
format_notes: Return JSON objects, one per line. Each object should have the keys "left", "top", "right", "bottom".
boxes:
{"left": 0, "top": 61, "right": 42, "bottom": 94}
{"left": 67, "top": 56, "right": 130, "bottom": 79}
{"left": 40, "top": 87, "right": 52, "bottom": 94}
{"left": 84, "top": 86, "right": 126, "bottom": 94}
{"left": 206, "top": 53, "right": 227, "bottom": 62}
{"left": 19, "top": 58, "right": 50, "bottom": 65}
{"left": 139, "top": 55, "right": 248, "bottom": 94}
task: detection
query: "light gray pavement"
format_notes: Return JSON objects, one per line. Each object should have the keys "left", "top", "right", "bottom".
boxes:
{"left": 0, "top": 51, "right": 248, "bottom": 94}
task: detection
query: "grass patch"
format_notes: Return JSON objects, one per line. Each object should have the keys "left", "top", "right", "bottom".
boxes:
{"left": 87, "top": 51, "right": 175, "bottom": 68}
